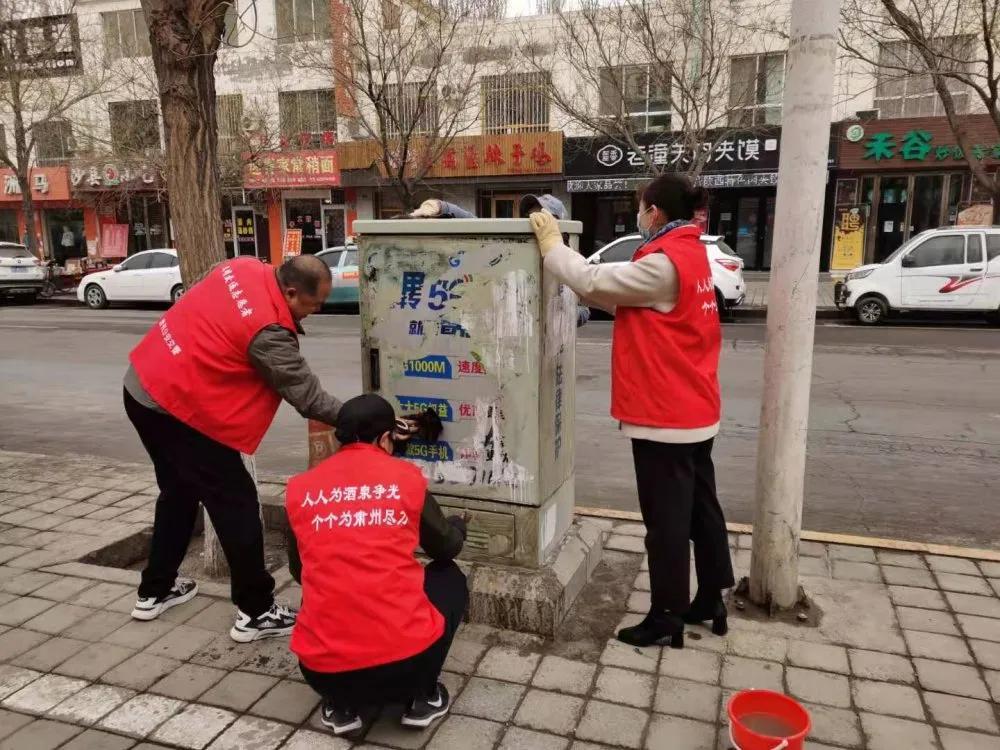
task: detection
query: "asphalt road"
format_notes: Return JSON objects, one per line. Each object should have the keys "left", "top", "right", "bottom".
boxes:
{"left": 2, "top": 303, "right": 999, "bottom": 550}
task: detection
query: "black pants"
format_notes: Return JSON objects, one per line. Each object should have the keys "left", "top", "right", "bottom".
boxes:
{"left": 632, "top": 438, "right": 735, "bottom": 613}
{"left": 300, "top": 560, "right": 468, "bottom": 708}
{"left": 124, "top": 389, "right": 274, "bottom": 617}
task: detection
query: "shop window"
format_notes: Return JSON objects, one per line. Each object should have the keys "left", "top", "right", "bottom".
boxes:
{"left": 728, "top": 53, "right": 785, "bottom": 127}
{"left": 599, "top": 64, "right": 671, "bottom": 133}
{"left": 110, "top": 100, "right": 161, "bottom": 155}
{"left": 285, "top": 198, "right": 323, "bottom": 254}
{"left": 385, "top": 82, "right": 438, "bottom": 137}
{"left": 279, "top": 89, "right": 336, "bottom": 148}
{"left": 382, "top": 0, "right": 402, "bottom": 29}
{"left": 217, "top": 94, "right": 245, "bottom": 154}
{"left": 874, "top": 37, "right": 972, "bottom": 118}
{"left": 276, "top": 0, "right": 331, "bottom": 43}
{"left": 35, "top": 120, "right": 74, "bottom": 165}
{"left": 907, "top": 235, "right": 965, "bottom": 267}
{"left": 0, "top": 124, "right": 6, "bottom": 160}
{"left": 45, "top": 209, "right": 86, "bottom": 264}
{"left": 0, "top": 209, "right": 18, "bottom": 243}
{"left": 482, "top": 72, "right": 550, "bottom": 134}
{"left": 102, "top": 10, "right": 151, "bottom": 59}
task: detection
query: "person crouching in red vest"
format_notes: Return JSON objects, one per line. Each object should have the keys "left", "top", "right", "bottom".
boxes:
{"left": 286, "top": 394, "right": 468, "bottom": 736}
{"left": 124, "top": 255, "right": 343, "bottom": 643}
{"left": 530, "top": 173, "right": 735, "bottom": 649}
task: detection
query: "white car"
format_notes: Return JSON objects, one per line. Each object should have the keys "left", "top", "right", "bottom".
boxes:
{"left": 0, "top": 243, "right": 45, "bottom": 303}
{"left": 78, "top": 248, "right": 183, "bottom": 309}
{"left": 586, "top": 233, "right": 746, "bottom": 311}
{"left": 837, "top": 226, "right": 1000, "bottom": 325}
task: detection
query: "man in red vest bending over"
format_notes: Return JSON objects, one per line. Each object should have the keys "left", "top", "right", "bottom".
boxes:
{"left": 124, "top": 254, "right": 343, "bottom": 642}
{"left": 286, "top": 394, "right": 468, "bottom": 736}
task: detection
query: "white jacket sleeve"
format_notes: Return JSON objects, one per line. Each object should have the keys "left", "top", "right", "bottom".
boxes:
{"left": 542, "top": 243, "right": 679, "bottom": 314}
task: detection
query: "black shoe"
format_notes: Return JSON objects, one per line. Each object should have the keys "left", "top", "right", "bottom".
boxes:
{"left": 229, "top": 602, "right": 297, "bottom": 643}
{"left": 131, "top": 578, "right": 198, "bottom": 621}
{"left": 617, "top": 611, "right": 685, "bottom": 648}
{"left": 401, "top": 683, "right": 450, "bottom": 728}
{"left": 683, "top": 590, "right": 728, "bottom": 636}
{"left": 320, "top": 698, "right": 362, "bottom": 735}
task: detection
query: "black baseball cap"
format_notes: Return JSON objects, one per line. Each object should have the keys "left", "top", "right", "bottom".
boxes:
{"left": 334, "top": 394, "right": 396, "bottom": 445}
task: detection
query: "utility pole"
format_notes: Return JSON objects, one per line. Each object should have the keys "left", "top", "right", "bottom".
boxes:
{"left": 749, "top": 0, "right": 841, "bottom": 610}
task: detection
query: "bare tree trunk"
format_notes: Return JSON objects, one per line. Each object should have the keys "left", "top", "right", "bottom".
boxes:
{"left": 18, "top": 181, "right": 40, "bottom": 259}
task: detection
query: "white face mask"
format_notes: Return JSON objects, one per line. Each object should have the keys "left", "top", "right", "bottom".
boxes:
{"left": 636, "top": 207, "right": 654, "bottom": 241}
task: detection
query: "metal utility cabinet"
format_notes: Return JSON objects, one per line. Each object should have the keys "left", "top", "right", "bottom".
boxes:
{"left": 355, "top": 218, "right": 582, "bottom": 568}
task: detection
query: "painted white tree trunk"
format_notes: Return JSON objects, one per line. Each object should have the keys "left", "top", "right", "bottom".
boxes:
{"left": 202, "top": 453, "right": 259, "bottom": 578}
{"left": 749, "top": 0, "right": 842, "bottom": 610}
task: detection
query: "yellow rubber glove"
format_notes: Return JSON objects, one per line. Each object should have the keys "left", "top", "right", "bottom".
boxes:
{"left": 529, "top": 210, "right": 562, "bottom": 257}
{"left": 410, "top": 199, "right": 443, "bottom": 218}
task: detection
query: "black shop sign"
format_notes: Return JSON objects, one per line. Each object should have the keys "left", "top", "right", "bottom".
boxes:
{"left": 0, "top": 15, "right": 82, "bottom": 79}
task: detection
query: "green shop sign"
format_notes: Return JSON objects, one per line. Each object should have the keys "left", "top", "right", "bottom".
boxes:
{"left": 862, "top": 129, "right": 1000, "bottom": 162}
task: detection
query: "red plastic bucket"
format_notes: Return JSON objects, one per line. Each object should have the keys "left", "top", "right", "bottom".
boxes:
{"left": 727, "top": 690, "right": 810, "bottom": 750}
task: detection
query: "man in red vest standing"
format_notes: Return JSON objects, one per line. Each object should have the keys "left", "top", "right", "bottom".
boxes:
{"left": 124, "top": 254, "right": 343, "bottom": 643}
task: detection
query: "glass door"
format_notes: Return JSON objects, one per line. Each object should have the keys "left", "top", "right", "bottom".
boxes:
{"left": 321, "top": 205, "right": 346, "bottom": 250}
{"left": 875, "top": 177, "right": 908, "bottom": 262}
{"left": 232, "top": 207, "right": 258, "bottom": 257}
{"left": 735, "top": 196, "right": 760, "bottom": 268}
{"left": 910, "top": 175, "right": 945, "bottom": 236}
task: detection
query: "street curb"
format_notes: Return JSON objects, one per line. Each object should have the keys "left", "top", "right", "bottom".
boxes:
{"left": 734, "top": 306, "right": 845, "bottom": 320}
{"left": 576, "top": 505, "right": 1000, "bottom": 562}
{"left": 33, "top": 296, "right": 80, "bottom": 307}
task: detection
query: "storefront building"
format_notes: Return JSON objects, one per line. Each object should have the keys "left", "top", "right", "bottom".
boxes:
{"left": 0, "top": 167, "right": 94, "bottom": 264}
{"left": 829, "top": 115, "right": 999, "bottom": 270}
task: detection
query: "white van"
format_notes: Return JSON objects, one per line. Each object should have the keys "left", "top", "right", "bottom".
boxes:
{"left": 837, "top": 226, "right": 1000, "bottom": 325}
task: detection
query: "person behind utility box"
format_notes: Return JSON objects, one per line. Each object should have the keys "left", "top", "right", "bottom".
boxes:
{"left": 285, "top": 394, "right": 468, "bottom": 736}
{"left": 529, "top": 173, "right": 735, "bottom": 649}
{"left": 124, "top": 254, "right": 342, "bottom": 642}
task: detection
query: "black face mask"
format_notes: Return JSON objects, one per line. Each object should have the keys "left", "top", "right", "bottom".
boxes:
{"left": 392, "top": 437, "right": 410, "bottom": 456}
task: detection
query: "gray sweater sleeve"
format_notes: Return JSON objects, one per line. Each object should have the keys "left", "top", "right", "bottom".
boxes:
{"left": 247, "top": 325, "right": 342, "bottom": 425}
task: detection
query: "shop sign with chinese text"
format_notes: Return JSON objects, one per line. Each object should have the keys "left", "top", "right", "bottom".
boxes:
{"left": 838, "top": 115, "right": 1000, "bottom": 170}
{"left": 0, "top": 167, "right": 71, "bottom": 202}
{"left": 244, "top": 150, "right": 340, "bottom": 188}
{"left": 830, "top": 206, "right": 866, "bottom": 271}
{"left": 70, "top": 162, "right": 162, "bottom": 191}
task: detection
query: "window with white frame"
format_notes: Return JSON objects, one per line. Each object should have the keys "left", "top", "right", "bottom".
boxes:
{"left": 276, "top": 0, "right": 331, "bottom": 43}
{"left": 217, "top": 94, "right": 244, "bottom": 154}
{"left": 482, "top": 73, "right": 550, "bottom": 134}
{"left": 874, "top": 37, "right": 972, "bottom": 118}
{"left": 728, "top": 53, "right": 785, "bottom": 126}
{"left": 102, "top": 10, "right": 151, "bottom": 59}
{"left": 385, "top": 82, "right": 438, "bottom": 137}
{"left": 599, "top": 64, "right": 671, "bottom": 133}
{"left": 279, "top": 89, "right": 336, "bottom": 147}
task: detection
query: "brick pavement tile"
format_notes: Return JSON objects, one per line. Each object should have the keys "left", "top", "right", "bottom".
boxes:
{"left": 20, "top": 515, "right": 73, "bottom": 532}
{"left": 990, "top": 579, "right": 1000, "bottom": 598}
{"left": 939, "top": 728, "right": 1000, "bottom": 750}
{"left": 0, "top": 571, "right": 58, "bottom": 595}
{"left": 11, "top": 636, "right": 88, "bottom": 672}
{"left": 659, "top": 647, "right": 721, "bottom": 683}
{"left": 283, "top": 728, "right": 352, "bottom": 750}
{"left": 785, "top": 667, "right": 850, "bottom": 708}
{"left": 102, "top": 653, "right": 182, "bottom": 692}
{"left": 926, "top": 556, "right": 982, "bottom": 576}
{"left": 938, "top": 574, "right": 993, "bottom": 596}
{"left": 881, "top": 565, "right": 935, "bottom": 588}
{"left": 7, "top": 549, "right": 73, "bottom": 569}
{"left": 985, "top": 669, "right": 1000, "bottom": 702}
{"left": 105, "top": 620, "right": 176, "bottom": 650}
{"left": 0, "top": 709, "right": 32, "bottom": 741}
{"left": 158, "top": 596, "right": 213, "bottom": 625}
{"left": 151, "top": 703, "right": 238, "bottom": 749}
{"left": 832, "top": 561, "right": 881, "bottom": 583}
{"left": 362, "top": 711, "right": 432, "bottom": 749}
{"left": 0, "top": 597, "right": 54, "bottom": 627}
{"left": 720, "top": 656, "right": 783, "bottom": 692}
{"left": 29, "top": 578, "right": 94, "bottom": 603}
{"left": 575, "top": 700, "right": 648, "bottom": 749}
{"left": 860, "top": 712, "right": 939, "bottom": 750}
{"left": 946, "top": 592, "right": 1000, "bottom": 619}
{"left": 22, "top": 603, "right": 95, "bottom": 635}
{"left": 970, "top": 639, "right": 1000, "bottom": 670}
{"left": 441, "top": 639, "right": 486, "bottom": 675}
{"left": 645, "top": 714, "right": 714, "bottom": 750}
{"left": 593, "top": 667, "right": 654, "bottom": 709}
{"left": 914, "top": 658, "right": 990, "bottom": 700}
{"left": 59, "top": 728, "right": 135, "bottom": 750}
{"left": 512, "top": 688, "right": 584, "bottom": 735}
{"left": 0, "top": 629, "right": 49, "bottom": 662}
{"left": 0, "top": 666, "right": 41, "bottom": 701}
{"left": 238, "top": 638, "right": 299, "bottom": 680}
{"left": 924, "top": 691, "right": 999, "bottom": 733}
{"left": 0, "top": 549, "right": 31, "bottom": 567}
{"left": 23, "top": 498, "right": 72, "bottom": 514}
{"left": 800, "top": 540, "right": 827, "bottom": 557}
{"left": 55, "top": 642, "right": 136, "bottom": 680}
{"left": 877, "top": 551, "right": 926, "bottom": 569}
{"left": 88, "top": 490, "right": 132, "bottom": 505}
{"left": 57, "top": 487, "right": 101, "bottom": 502}
{"left": 653, "top": 676, "right": 719, "bottom": 723}
{"left": 851, "top": 679, "right": 925, "bottom": 719}
{"left": 605, "top": 535, "right": 645, "bottom": 554}
{"left": 143, "top": 625, "right": 217, "bottom": 661}
{"left": 200, "top": 671, "right": 278, "bottom": 712}
{"left": 47, "top": 684, "right": 135, "bottom": 725}
{"left": 70, "top": 583, "right": 134, "bottom": 609}
{"left": 2, "top": 674, "right": 87, "bottom": 714}
{"left": 633, "top": 572, "right": 650, "bottom": 591}
{"left": 426, "top": 715, "right": 502, "bottom": 750}
{"left": 499, "top": 727, "right": 568, "bottom": 750}
{"left": 204, "top": 715, "right": 292, "bottom": 750}
{"left": 599, "top": 639, "right": 659, "bottom": 673}
{"left": 788, "top": 705, "right": 861, "bottom": 749}
{"left": 981, "top": 562, "right": 1000, "bottom": 577}
{"left": 453, "top": 677, "right": 525, "bottom": 722}
{"left": 149, "top": 664, "right": 227, "bottom": 701}
{"left": 175, "top": 601, "right": 230, "bottom": 632}
{"left": 0, "top": 509, "right": 42, "bottom": 526}
{"left": 59, "top": 503, "right": 106, "bottom": 519}
{"left": 0, "top": 718, "right": 83, "bottom": 750}
{"left": 62, "top": 610, "right": 130, "bottom": 642}
{"left": 626, "top": 591, "right": 650, "bottom": 614}
{"left": 475, "top": 646, "right": 540, "bottom": 684}
{"left": 786, "top": 641, "right": 849, "bottom": 674}
{"left": 828, "top": 544, "right": 876, "bottom": 563}
{"left": 889, "top": 585, "right": 947, "bottom": 610}
{"left": 904, "top": 630, "right": 974, "bottom": 663}
{"left": 957, "top": 614, "right": 1000, "bottom": 642}
{"left": 247, "top": 680, "right": 319, "bottom": 725}
{"left": 725, "top": 631, "right": 788, "bottom": 662}
{"left": 99, "top": 693, "right": 185, "bottom": 738}
{"left": 896, "top": 605, "right": 960, "bottom": 635}
{"left": 532, "top": 655, "right": 596, "bottom": 695}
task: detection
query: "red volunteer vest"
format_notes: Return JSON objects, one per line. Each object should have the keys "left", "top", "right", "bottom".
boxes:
{"left": 129, "top": 257, "right": 296, "bottom": 454}
{"left": 286, "top": 443, "right": 444, "bottom": 673}
{"left": 610, "top": 224, "right": 722, "bottom": 429}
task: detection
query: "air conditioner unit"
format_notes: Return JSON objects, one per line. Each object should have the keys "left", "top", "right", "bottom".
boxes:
{"left": 855, "top": 109, "right": 879, "bottom": 120}
{"left": 241, "top": 115, "right": 265, "bottom": 133}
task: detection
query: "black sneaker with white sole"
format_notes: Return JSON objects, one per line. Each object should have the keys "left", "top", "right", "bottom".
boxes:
{"left": 130, "top": 578, "right": 198, "bottom": 621}
{"left": 401, "top": 682, "right": 450, "bottom": 728}
{"left": 320, "top": 698, "right": 362, "bottom": 735}
{"left": 229, "top": 602, "right": 297, "bottom": 642}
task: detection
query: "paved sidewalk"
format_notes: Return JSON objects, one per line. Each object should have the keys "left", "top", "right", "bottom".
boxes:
{"left": 1, "top": 450, "right": 999, "bottom": 750}
{"left": 741, "top": 273, "right": 839, "bottom": 311}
